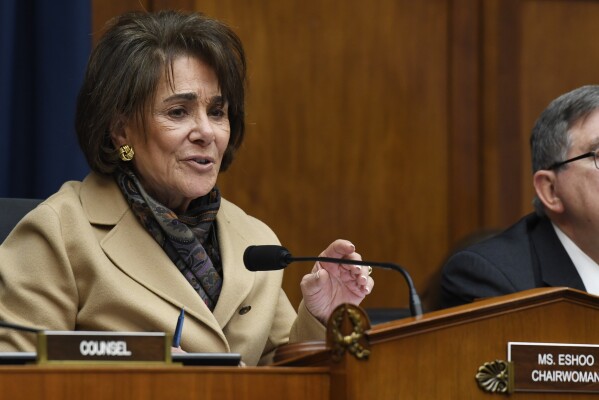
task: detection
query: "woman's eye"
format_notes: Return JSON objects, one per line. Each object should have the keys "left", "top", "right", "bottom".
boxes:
{"left": 168, "top": 108, "right": 187, "bottom": 118}
{"left": 209, "top": 107, "right": 227, "bottom": 118}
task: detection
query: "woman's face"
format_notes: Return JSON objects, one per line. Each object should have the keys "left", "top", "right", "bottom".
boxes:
{"left": 113, "top": 56, "right": 230, "bottom": 212}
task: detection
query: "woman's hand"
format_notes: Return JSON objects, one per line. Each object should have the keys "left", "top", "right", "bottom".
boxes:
{"left": 300, "top": 239, "right": 374, "bottom": 324}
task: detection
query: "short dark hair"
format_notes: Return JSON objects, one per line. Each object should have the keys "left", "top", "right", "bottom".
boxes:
{"left": 75, "top": 10, "right": 247, "bottom": 174}
{"left": 530, "top": 85, "right": 599, "bottom": 214}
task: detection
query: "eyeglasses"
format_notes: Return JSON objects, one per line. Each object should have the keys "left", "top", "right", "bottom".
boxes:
{"left": 548, "top": 150, "right": 599, "bottom": 170}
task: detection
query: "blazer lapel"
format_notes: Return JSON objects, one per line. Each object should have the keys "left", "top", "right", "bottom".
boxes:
{"left": 212, "top": 199, "right": 256, "bottom": 327}
{"left": 80, "top": 173, "right": 226, "bottom": 342}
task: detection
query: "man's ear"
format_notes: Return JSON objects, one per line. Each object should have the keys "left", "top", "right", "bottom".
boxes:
{"left": 533, "top": 169, "right": 564, "bottom": 213}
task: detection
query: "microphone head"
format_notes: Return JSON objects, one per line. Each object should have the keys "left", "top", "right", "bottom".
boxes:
{"left": 243, "top": 245, "right": 292, "bottom": 271}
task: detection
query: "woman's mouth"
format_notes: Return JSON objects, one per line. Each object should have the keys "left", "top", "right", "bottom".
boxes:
{"left": 194, "top": 158, "right": 212, "bottom": 165}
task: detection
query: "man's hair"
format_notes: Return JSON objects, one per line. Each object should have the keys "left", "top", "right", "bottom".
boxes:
{"left": 75, "top": 10, "right": 246, "bottom": 174}
{"left": 530, "top": 85, "right": 599, "bottom": 215}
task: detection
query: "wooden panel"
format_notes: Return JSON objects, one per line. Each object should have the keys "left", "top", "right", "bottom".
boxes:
{"left": 91, "top": 0, "right": 149, "bottom": 44}
{"left": 448, "top": 0, "right": 482, "bottom": 242}
{"left": 481, "top": 0, "right": 524, "bottom": 228}
{"left": 481, "top": 0, "right": 599, "bottom": 228}
{"left": 332, "top": 288, "right": 599, "bottom": 399}
{"left": 0, "top": 366, "right": 329, "bottom": 400}
{"left": 151, "top": 0, "right": 194, "bottom": 11}
{"left": 416, "top": 0, "right": 484, "bottom": 311}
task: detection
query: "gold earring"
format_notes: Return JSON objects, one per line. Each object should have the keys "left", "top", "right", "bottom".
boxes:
{"left": 118, "top": 144, "right": 135, "bottom": 161}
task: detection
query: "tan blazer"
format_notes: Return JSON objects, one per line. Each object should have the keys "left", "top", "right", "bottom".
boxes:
{"left": 0, "top": 173, "right": 324, "bottom": 365}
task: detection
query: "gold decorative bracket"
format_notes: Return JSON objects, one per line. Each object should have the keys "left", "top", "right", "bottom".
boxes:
{"left": 475, "top": 360, "right": 514, "bottom": 394}
{"left": 326, "top": 303, "right": 371, "bottom": 362}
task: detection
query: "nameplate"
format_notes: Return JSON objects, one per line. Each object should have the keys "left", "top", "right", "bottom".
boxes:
{"left": 37, "top": 331, "right": 171, "bottom": 364}
{"left": 508, "top": 342, "right": 599, "bottom": 393}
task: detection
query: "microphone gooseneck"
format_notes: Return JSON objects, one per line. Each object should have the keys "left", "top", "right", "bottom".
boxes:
{"left": 0, "top": 320, "right": 42, "bottom": 333}
{"left": 243, "top": 245, "right": 423, "bottom": 317}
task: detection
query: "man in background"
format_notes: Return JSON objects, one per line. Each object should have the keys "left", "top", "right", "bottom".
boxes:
{"left": 441, "top": 85, "right": 599, "bottom": 308}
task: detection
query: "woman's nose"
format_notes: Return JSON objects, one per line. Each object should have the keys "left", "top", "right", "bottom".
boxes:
{"left": 189, "top": 115, "right": 215, "bottom": 145}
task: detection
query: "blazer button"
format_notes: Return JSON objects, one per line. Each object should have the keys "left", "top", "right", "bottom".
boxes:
{"left": 239, "top": 306, "right": 251, "bottom": 315}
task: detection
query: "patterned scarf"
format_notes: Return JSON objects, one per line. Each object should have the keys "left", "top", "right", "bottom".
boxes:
{"left": 115, "top": 167, "right": 223, "bottom": 311}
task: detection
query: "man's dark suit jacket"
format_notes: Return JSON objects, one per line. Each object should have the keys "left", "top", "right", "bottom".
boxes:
{"left": 440, "top": 213, "right": 587, "bottom": 309}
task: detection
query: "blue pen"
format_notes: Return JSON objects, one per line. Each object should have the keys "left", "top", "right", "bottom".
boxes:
{"left": 172, "top": 307, "right": 185, "bottom": 347}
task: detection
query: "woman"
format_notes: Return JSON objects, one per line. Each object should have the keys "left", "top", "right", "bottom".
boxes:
{"left": 0, "top": 10, "right": 374, "bottom": 366}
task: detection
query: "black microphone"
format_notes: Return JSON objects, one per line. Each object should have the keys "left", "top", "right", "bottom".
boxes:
{"left": 243, "top": 245, "right": 423, "bottom": 317}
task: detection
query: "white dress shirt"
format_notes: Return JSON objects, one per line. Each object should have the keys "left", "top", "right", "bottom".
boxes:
{"left": 553, "top": 223, "right": 599, "bottom": 295}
